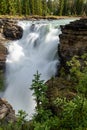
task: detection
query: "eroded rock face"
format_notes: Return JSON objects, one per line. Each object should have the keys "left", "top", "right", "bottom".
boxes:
{"left": 59, "top": 18, "right": 87, "bottom": 62}
{"left": 0, "top": 98, "right": 16, "bottom": 123}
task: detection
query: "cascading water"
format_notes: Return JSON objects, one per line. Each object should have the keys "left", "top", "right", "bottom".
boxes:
{"left": 3, "top": 19, "right": 76, "bottom": 119}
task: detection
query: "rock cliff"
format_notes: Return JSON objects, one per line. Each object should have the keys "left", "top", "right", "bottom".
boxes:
{"left": 59, "top": 18, "right": 87, "bottom": 62}
{"left": 0, "top": 19, "right": 23, "bottom": 121}
{"left": 47, "top": 18, "right": 87, "bottom": 114}
{"left": 0, "top": 19, "right": 23, "bottom": 89}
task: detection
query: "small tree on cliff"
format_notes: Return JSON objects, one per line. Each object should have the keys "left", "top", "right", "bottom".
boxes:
{"left": 31, "top": 71, "right": 48, "bottom": 110}
{"left": 31, "top": 71, "right": 52, "bottom": 122}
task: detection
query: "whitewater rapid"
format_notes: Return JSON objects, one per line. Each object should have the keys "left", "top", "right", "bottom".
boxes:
{"left": 3, "top": 19, "right": 76, "bottom": 119}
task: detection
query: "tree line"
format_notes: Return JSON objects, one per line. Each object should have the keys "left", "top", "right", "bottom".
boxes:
{"left": 0, "top": 0, "right": 87, "bottom": 16}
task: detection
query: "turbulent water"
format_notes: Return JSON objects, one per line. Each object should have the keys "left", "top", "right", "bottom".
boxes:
{"left": 3, "top": 19, "right": 76, "bottom": 119}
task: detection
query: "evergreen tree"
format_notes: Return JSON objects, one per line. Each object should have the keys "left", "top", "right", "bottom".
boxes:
{"left": 34, "top": 0, "right": 38, "bottom": 15}
{"left": 31, "top": 71, "right": 48, "bottom": 110}
{"left": 0, "top": 0, "right": 87, "bottom": 16}
{"left": 48, "top": 0, "right": 54, "bottom": 15}
{"left": 15, "top": 0, "right": 22, "bottom": 15}
{"left": 0, "top": 0, "right": 7, "bottom": 14}
{"left": 42, "top": 0, "right": 47, "bottom": 16}
{"left": 7, "top": 0, "right": 16, "bottom": 15}
{"left": 52, "top": 0, "right": 59, "bottom": 15}
{"left": 29, "top": 0, "right": 35, "bottom": 15}
{"left": 74, "top": 0, "right": 84, "bottom": 15}
{"left": 22, "top": 0, "right": 30, "bottom": 15}
{"left": 59, "top": 0, "right": 64, "bottom": 15}
{"left": 37, "top": 0, "right": 42, "bottom": 15}
{"left": 63, "top": 0, "right": 68, "bottom": 15}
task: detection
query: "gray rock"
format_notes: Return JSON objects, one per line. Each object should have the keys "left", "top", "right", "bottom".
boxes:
{"left": 0, "top": 98, "right": 16, "bottom": 123}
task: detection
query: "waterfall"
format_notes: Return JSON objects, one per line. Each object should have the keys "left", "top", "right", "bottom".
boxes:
{"left": 3, "top": 19, "right": 76, "bottom": 119}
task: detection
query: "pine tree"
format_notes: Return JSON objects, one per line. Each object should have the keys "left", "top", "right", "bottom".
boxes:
{"left": 63, "top": 0, "right": 68, "bottom": 15}
{"left": 31, "top": 71, "right": 48, "bottom": 110}
{"left": 59, "top": 0, "right": 64, "bottom": 16}
{"left": 52, "top": 0, "right": 59, "bottom": 15}
{"left": 7, "top": 0, "right": 16, "bottom": 15}
{"left": 22, "top": 0, "right": 30, "bottom": 15}
{"left": 0, "top": 0, "right": 7, "bottom": 14}
{"left": 74, "top": 0, "right": 84, "bottom": 15}
{"left": 25, "top": 0, "right": 30, "bottom": 15}
{"left": 42, "top": 0, "right": 47, "bottom": 16}
{"left": 29, "top": 0, "right": 35, "bottom": 15}
{"left": 15, "top": 0, "right": 22, "bottom": 15}
{"left": 47, "top": 0, "right": 53, "bottom": 15}
{"left": 38, "top": 0, "right": 42, "bottom": 15}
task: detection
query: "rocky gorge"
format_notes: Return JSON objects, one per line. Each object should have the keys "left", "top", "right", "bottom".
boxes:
{"left": 0, "top": 18, "right": 23, "bottom": 122}
{"left": 0, "top": 17, "right": 87, "bottom": 122}
{"left": 47, "top": 18, "right": 87, "bottom": 114}
{"left": 0, "top": 19, "right": 23, "bottom": 71}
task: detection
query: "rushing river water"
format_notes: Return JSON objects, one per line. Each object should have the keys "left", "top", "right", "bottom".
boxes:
{"left": 3, "top": 19, "right": 77, "bottom": 119}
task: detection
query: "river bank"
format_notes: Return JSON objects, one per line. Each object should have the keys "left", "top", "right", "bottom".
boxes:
{"left": 0, "top": 15, "right": 82, "bottom": 20}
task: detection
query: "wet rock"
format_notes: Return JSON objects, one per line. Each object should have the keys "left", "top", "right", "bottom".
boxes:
{"left": 3, "top": 19, "right": 23, "bottom": 40}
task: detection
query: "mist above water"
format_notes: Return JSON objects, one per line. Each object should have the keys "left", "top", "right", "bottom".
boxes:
{"left": 3, "top": 19, "right": 76, "bottom": 119}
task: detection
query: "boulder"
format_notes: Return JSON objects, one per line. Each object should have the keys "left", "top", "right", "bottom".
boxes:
{"left": 2, "top": 19, "right": 23, "bottom": 40}
{"left": 0, "top": 98, "right": 16, "bottom": 123}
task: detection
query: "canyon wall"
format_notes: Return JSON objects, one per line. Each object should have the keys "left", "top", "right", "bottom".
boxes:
{"left": 47, "top": 18, "right": 87, "bottom": 114}
{"left": 60, "top": 18, "right": 87, "bottom": 62}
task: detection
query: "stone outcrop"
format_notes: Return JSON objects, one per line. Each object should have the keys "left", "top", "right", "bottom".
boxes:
{"left": 59, "top": 18, "right": 87, "bottom": 62}
{"left": 2, "top": 19, "right": 23, "bottom": 40}
{"left": 0, "top": 98, "right": 16, "bottom": 123}
{"left": 0, "top": 19, "right": 23, "bottom": 88}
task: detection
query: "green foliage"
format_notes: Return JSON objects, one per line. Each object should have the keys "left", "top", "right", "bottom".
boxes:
{"left": 54, "top": 96, "right": 87, "bottom": 129}
{"left": 31, "top": 71, "right": 52, "bottom": 123}
{"left": 16, "top": 110, "right": 28, "bottom": 126}
{"left": 67, "top": 54, "right": 87, "bottom": 96}
{"left": 0, "top": 110, "right": 28, "bottom": 130}
{"left": 0, "top": 0, "right": 87, "bottom": 16}
{"left": 67, "top": 55, "right": 87, "bottom": 82}
{"left": 1, "top": 54, "right": 87, "bottom": 130}
{"left": 59, "top": 0, "right": 64, "bottom": 16}
{"left": 31, "top": 69, "right": 87, "bottom": 130}
{"left": 31, "top": 71, "right": 48, "bottom": 109}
